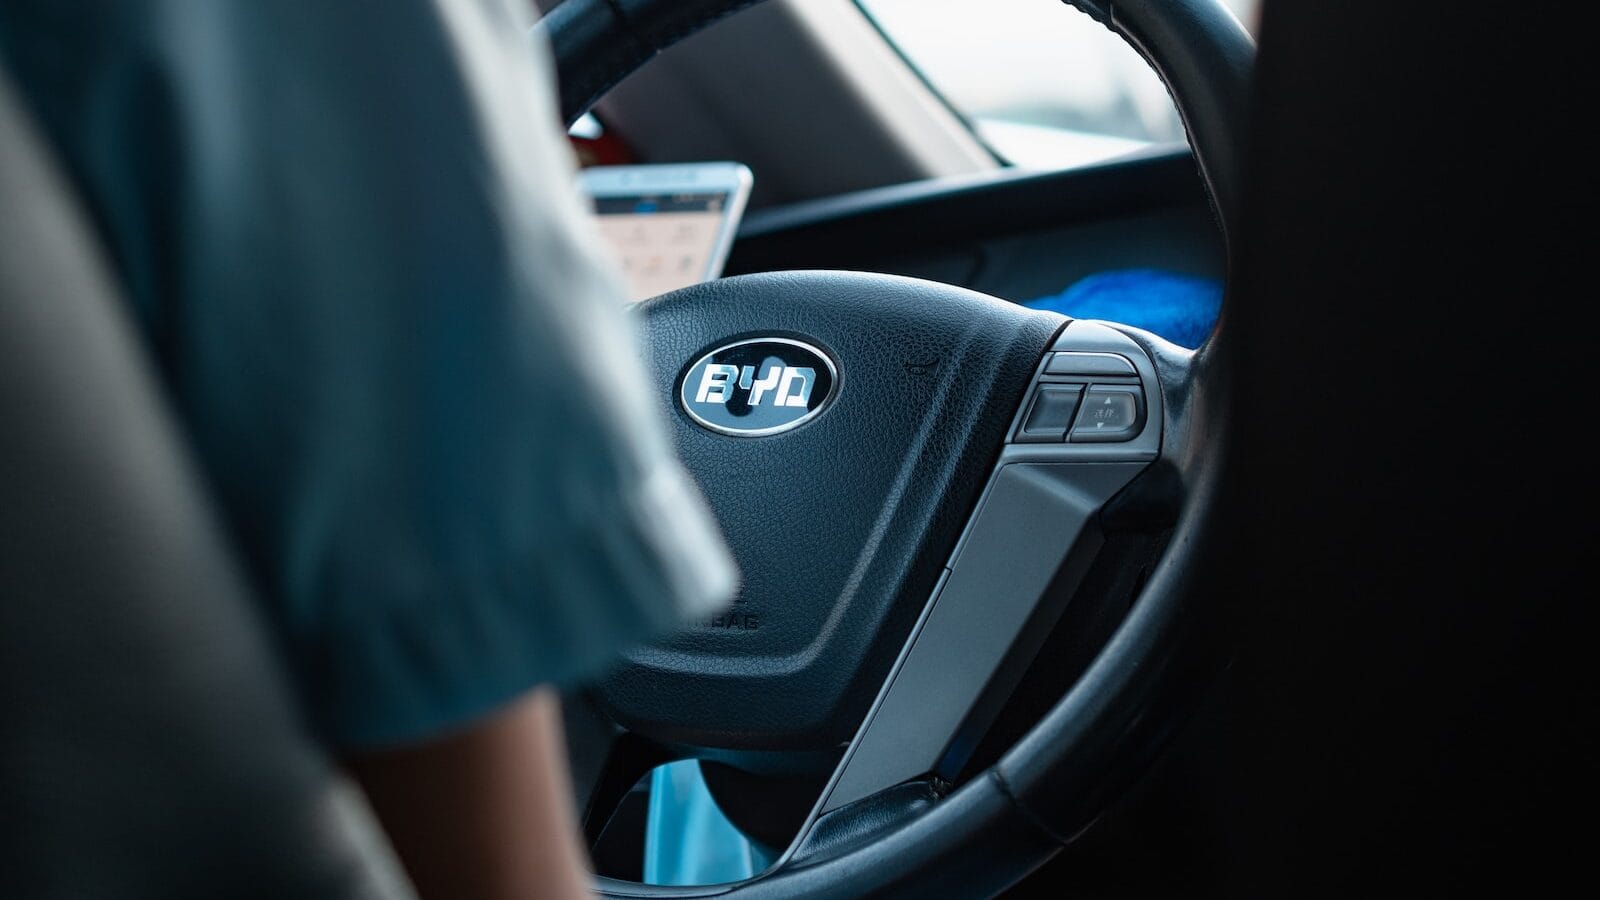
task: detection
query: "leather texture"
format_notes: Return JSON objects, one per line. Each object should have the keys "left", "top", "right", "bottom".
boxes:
{"left": 1067, "top": 1, "right": 1253, "bottom": 245}
{"left": 540, "top": 0, "right": 1253, "bottom": 243}
{"left": 0, "top": 75, "right": 407, "bottom": 900}
{"left": 597, "top": 272, "right": 1063, "bottom": 751}
{"left": 541, "top": 0, "right": 765, "bottom": 127}
{"left": 784, "top": 781, "right": 938, "bottom": 867}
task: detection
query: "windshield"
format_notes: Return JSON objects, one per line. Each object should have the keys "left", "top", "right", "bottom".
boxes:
{"left": 858, "top": 0, "right": 1258, "bottom": 169}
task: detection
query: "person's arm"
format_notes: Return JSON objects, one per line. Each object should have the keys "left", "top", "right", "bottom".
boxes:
{"left": 0, "top": 0, "right": 733, "bottom": 893}
{"left": 348, "top": 689, "right": 592, "bottom": 900}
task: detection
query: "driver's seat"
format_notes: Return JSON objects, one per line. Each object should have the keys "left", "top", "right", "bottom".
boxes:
{"left": 0, "top": 75, "right": 405, "bottom": 899}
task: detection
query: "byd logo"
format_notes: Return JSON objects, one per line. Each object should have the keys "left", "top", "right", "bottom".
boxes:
{"left": 679, "top": 338, "right": 838, "bottom": 437}
{"left": 693, "top": 362, "right": 816, "bottom": 408}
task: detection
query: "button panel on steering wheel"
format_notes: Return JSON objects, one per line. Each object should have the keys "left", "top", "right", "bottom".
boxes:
{"left": 810, "top": 320, "right": 1163, "bottom": 818}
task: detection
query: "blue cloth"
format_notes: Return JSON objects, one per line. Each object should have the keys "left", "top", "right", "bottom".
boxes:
{"left": 644, "top": 762, "right": 774, "bottom": 886}
{"left": 0, "top": 0, "right": 736, "bottom": 747}
{"left": 1024, "top": 268, "right": 1223, "bottom": 348}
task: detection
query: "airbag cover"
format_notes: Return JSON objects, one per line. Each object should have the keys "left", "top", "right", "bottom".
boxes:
{"left": 598, "top": 271, "right": 1062, "bottom": 751}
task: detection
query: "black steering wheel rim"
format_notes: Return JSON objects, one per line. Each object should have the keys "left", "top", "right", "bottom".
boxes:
{"left": 538, "top": 2, "right": 1254, "bottom": 896}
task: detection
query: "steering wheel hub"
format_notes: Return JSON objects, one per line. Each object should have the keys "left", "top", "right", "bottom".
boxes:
{"left": 598, "top": 271, "right": 1062, "bottom": 751}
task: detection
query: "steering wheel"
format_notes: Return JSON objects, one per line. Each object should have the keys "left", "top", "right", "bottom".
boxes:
{"left": 537, "top": 1, "right": 1253, "bottom": 895}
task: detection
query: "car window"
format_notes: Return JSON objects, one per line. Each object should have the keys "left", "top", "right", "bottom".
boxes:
{"left": 857, "top": 0, "right": 1258, "bottom": 170}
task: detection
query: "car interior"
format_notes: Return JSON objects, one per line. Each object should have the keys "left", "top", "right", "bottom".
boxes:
{"left": 1, "top": 0, "right": 1587, "bottom": 897}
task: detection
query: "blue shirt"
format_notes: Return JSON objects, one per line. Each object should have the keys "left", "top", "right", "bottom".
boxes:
{"left": 0, "top": 0, "right": 736, "bottom": 747}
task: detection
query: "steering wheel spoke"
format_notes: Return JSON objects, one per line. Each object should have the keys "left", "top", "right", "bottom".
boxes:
{"left": 792, "top": 321, "right": 1164, "bottom": 829}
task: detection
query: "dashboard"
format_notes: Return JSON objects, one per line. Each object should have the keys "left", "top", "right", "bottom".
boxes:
{"left": 725, "top": 146, "right": 1224, "bottom": 348}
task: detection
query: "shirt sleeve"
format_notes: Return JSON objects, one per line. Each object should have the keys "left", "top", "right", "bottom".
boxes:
{"left": 0, "top": 0, "right": 737, "bottom": 747}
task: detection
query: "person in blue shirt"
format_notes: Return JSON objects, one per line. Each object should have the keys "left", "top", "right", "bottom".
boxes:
{"left": 0, "top": 1, "right": 737, "bottom": 896}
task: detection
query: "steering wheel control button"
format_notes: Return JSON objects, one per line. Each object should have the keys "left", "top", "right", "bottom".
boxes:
{"left": 1045, "top": 351, "right": 1138, "bottom": 377}
{"left": 1071, "top": 387, "right": 1143, "bottom": 442}
{"left": 1016, "top": 384, "right": 1084, "bottom": 442}
{"left": 679, "top": 337, "right": 838, "bottom": 436}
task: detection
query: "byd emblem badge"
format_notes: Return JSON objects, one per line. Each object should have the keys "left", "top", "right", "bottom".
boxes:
{"left": 679, "top": 337, "right": 838, "bottom": 436}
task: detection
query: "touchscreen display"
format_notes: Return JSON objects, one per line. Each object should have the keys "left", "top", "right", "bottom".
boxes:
{"left": 591, "top": 192, "right": 731, "bottom": 301}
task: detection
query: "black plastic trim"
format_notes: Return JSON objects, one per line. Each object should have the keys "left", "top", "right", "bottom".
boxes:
{"left": 725, "top": 146, "right": 1204, "bottom": 275}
